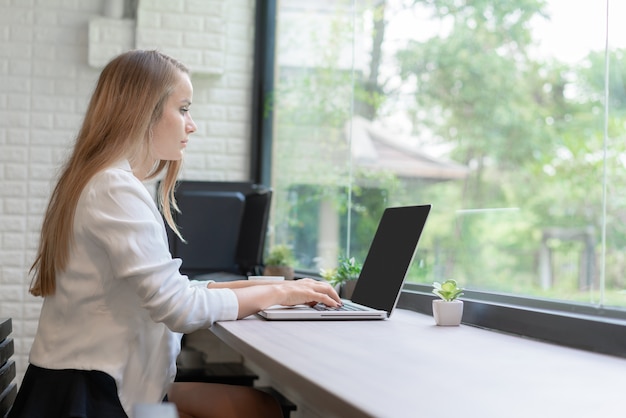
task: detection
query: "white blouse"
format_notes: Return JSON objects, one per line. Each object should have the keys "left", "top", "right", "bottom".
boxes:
{"left": 29, "top": 160, "right": 239, "bottom": 417}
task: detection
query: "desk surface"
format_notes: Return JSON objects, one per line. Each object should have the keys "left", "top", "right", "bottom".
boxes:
{"left": 211, "top": 309, "right": 625, "bottom": 418}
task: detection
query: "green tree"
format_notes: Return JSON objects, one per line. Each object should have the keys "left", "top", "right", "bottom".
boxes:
{"left": 397, "top": 0, "right": 551, "bottom": 203}
{"left": 393, "top": 0, "right": 554, "bottom": 281}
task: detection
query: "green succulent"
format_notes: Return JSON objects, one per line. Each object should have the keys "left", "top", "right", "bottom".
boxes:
{"left": 320, "top": 256, "right": 362, "bottom": 287}
{"left": 432, "top": 279, "right": 464, "bottom": 302}
{"left": 265, "top": 245, "right": 295, "bottom": 267}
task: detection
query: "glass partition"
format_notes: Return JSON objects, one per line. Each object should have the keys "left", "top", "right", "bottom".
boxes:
{"left": 268, "top": 0, "right": 626, "bottom": 309}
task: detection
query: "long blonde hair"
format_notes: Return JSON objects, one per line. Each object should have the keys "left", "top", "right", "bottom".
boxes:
{"left": 30, "top": 50, "right": 188, "bottom": 297}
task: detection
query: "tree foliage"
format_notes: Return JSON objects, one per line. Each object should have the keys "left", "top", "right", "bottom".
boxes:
{"left": 271, "top": 1, "right": 626, "bottom": 301}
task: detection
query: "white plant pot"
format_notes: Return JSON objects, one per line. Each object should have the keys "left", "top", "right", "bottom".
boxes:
{"left": 432, "top": 299, "right": 464, "bottom": 326}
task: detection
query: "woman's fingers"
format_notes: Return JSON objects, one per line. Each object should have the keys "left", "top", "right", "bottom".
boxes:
{"left": 280, "top": 279, "right": 341, "bottom": 307}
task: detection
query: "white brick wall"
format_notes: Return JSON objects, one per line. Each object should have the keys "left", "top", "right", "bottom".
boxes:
{"left": 136, "top": 0, "right": 227, "bottom": 74}
{"left": 0, "top": 0, "right": 256, "bottom": 383}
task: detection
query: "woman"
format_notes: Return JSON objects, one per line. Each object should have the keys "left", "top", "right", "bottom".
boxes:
{"left": 8, "top": 49, "right": 341, "bottom": 418}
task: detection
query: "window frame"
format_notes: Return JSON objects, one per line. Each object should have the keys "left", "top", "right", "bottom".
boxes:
{"left": 400, "top": 284, "right": 626, "bottom": 357}
{"left": 252, "top": 0, "right": 626, "bottom": 358}
{"left": 250, "top": 0, "right": 276, "bottom": 186}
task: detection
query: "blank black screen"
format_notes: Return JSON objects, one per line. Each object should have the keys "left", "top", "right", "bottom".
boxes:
{"left": 235, "top": 189, "right": 272, "bottom": 275}
{"left": 350, "top": 205, "right": 431, "bottom": 316}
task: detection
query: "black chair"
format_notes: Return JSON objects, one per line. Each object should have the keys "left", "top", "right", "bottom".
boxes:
{"left": 0, "top": 318, "right": 16, "bottom": 418}
{"left": 163, "top": 181, "right": 272, "bottom": 279}
{"left": 163, "top": 182, "right": 295, "bottom": 416}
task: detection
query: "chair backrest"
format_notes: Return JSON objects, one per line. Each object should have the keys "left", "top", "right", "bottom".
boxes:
{"left": 164, "top": 181, "right": 272, "bottom": 278}
{"left": 0, "top": 318, "right": 16, "bottom": 418}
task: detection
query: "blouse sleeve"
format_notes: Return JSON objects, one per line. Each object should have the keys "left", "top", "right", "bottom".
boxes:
{"left": 76, "top": 167, "right": 239, "bottom": 332}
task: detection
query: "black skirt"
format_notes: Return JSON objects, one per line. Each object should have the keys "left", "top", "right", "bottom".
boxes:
{"left": 7, "top": 364, "right": 128, "bottom": 418}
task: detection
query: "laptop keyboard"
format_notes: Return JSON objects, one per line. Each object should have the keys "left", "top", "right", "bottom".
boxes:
{"left": 313, "top": 303, "right": 363, "bottom": 312}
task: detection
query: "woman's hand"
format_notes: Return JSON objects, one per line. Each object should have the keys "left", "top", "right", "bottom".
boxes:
{"left": 274, "top": 278, "right": 341, "bottom": 307}
{"left": 218, "top": 278, "right": 342, "bottom": 319}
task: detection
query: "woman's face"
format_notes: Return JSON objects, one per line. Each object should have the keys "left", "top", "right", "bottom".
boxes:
{"left": 151, "top": 71, "right": 197, "bottom": 161}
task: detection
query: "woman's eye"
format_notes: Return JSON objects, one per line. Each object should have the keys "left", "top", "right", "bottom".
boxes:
{"left": 180, "top": 107, "right": 190, "bottom": 114}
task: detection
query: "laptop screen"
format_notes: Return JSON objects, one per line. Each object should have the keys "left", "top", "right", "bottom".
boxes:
{"left": 350, "top": 205, "right": 432, "bottom": 315}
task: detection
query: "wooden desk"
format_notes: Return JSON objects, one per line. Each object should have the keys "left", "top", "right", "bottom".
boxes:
{"left": 211, "top": 309, "right": 625, "bottom": 418}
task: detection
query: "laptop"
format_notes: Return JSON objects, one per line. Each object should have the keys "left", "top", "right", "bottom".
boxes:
{"left": 258, "top": 204, "right": 432, "bottom": 320}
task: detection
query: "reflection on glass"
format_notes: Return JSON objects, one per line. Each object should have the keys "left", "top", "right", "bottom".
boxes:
{"left": 270, "top": 0, "right": 625, "bottom": 309}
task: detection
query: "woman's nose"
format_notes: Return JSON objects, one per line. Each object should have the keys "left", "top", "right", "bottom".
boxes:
{"left": 187, "top": 116, "right": 197, "bottom": 133}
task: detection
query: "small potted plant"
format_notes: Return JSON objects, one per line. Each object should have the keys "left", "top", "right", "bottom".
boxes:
{"left": 320, "top": 256, "right": 362, "bottom": 299}
{"left": 432, "top": 279, "right": 464, "bottom": 326}
{"left": 264, "top": 244, "right": 295, "bottom": 280}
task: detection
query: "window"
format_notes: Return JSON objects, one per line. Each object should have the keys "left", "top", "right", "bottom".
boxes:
{"left": 262, "top": 0, "right": 626, "bottom": 320}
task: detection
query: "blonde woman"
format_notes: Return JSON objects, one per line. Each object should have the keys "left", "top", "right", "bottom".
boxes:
{"left": 9, "top": 50, "right": 341, "bottom": 418}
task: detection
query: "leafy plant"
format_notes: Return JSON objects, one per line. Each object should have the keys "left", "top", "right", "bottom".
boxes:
{"left": 265, "top": 245, "right": 295, "bottom": 267}
{"left": 320, "top": 256, "right": 362, "bottom": 287}
{"left": 432, "top": 279, "right": 464, "bottom": 302}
